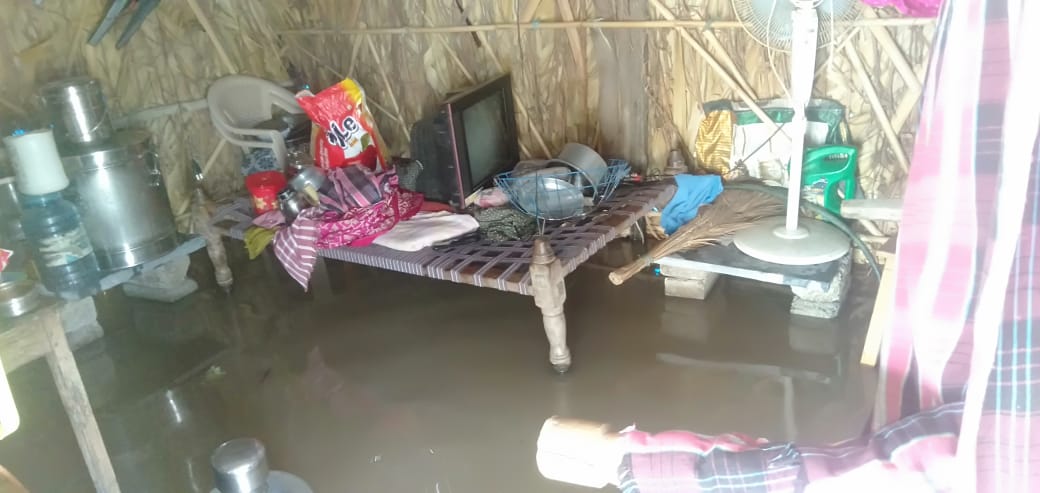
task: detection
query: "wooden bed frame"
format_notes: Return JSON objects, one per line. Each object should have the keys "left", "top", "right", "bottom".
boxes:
{"left": 212, "top": 183, "right": 674, "bottom": 373}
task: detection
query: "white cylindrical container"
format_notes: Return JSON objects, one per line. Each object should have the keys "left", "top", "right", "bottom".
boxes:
{"left": 3, "top": 129, "right": 70, "bottom": 195}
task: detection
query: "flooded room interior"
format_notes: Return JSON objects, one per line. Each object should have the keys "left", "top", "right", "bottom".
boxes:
{"left": 1, "top": 0, "right": 1034, "bottom": 492}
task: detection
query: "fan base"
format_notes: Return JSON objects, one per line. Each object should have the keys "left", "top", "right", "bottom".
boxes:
{"left": 734, "top": 217, "right": 850, "bottom": 266}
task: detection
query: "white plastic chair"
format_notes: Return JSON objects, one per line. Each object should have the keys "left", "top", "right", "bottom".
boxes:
{"left": 207, "top": 75, "right": 304, "bottom": 169}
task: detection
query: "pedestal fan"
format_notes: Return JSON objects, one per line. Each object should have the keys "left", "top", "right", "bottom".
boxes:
{"left": 730, "top": 0, "right": 859, "bottom": 265}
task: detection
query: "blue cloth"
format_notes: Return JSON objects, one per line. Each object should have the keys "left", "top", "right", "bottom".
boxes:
{"left": 660, "top": 174, "right": 724, "bottom": 234}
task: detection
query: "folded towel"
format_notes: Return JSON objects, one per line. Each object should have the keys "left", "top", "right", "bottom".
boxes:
{"left": 373, "top": 212, "right": 479, "bottom": 252}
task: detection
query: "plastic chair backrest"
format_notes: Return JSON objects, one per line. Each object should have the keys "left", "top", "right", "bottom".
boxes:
{"left": 207, "top": 75, "right": 303, "bottom": 169}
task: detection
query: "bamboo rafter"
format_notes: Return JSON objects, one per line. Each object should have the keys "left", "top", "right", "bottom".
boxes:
{"left": 278, "top": 17, "right": 934, "bottom": 36}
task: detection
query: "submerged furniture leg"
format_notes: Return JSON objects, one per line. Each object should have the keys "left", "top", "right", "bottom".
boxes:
{"left": 531, "top": 237, "right": 572, "bottom": 373}
{"left": 45, "top": 309, "right": 122, "bottom": 493}
{"left": 192, "top": 187, "right": 234, "bottom": 292}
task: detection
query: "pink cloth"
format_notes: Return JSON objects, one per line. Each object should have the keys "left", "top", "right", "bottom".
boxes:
{"left": 260, "top": 167, "right": 423, "bottom": 289}
{"left": 860, "top": 0, "right": 942, "bottom": 17}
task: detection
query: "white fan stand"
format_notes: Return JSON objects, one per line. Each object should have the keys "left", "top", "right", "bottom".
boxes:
{"left": 734, "top": 0, "right": 850, "bottom": 265}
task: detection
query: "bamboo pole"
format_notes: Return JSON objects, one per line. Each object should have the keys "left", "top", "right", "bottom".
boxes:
{"left": 891, "top": 64, "right": 928, "bottom": 133}
{"left": 186, "top": 0, "right": 238, "bottom": 185}
{"left": 520, "top": 0, "right": 544, "bottom": 23}
{"left": 556, "top": 0, "right": 585, "bottom": 72}
{"left": 862, "top": 9, "right": 922, "bottom": 91}
{"left": 364, "top": 36, "right": 412, "bottom": 138}
{"left": 185, "top": 0, "right": 237, "bottom": 73}
{"left": 649, "top": 1, "right": 757, "bottom": 99}
{"left": 647, "top": 0, "right": 785, "bottom": 141}
{"left": 845, "top": 46, "right": 911, "bottom": 173}
{"left": 278, "top": 17, "right": 934, "bottom": 36}
{"left": 459, "top": 1, "right": 552, "bottom": 157}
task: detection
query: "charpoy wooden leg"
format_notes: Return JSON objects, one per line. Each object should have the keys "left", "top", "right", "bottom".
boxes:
{"left": 530, "top": 237, "right": 572, "bottom": 373}
{"left": 192, "top": 188, "right": 234, "bottom": 292}
{"left": 44, "top": 310, "right": 121, "bottom": 493}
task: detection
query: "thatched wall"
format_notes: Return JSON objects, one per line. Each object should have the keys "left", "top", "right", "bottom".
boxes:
{"left": 0, "top": 0, "right": 288, "bottom": 229}
{"left": 0, "top": 0, "right": 933, "bottom": 230}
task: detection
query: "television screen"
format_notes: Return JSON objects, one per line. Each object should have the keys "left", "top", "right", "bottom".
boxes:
{"left": 461, "top": 92, "right": 510, "bottom": 189}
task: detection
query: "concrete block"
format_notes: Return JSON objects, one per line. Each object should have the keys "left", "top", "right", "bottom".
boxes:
{"left": 663, "top": 273, "right": 719, "bottom": 301}
{"left": 659, "top": 263, "right": 714, "bottom": 281}
{"left": 123, "top": 256, "right": 199, "bottom": 303}
{"left": 790, "top": 254, "right": 851, "bottom": 319}
{"left": 59, "top": 297, "right": 104, "bottom": 350}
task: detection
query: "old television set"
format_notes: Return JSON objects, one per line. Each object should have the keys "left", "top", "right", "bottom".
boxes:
{"left": 410, "top": 74, "right": 519, "bottom": 207}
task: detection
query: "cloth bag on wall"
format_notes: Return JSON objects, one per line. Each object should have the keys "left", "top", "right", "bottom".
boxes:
{"left": 695, "top": 99, "right": 849, "bottom": 185}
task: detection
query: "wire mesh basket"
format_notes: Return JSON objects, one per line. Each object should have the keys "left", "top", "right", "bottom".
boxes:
{"left": 495, "top": 160, "right": 630, "bottom": 220}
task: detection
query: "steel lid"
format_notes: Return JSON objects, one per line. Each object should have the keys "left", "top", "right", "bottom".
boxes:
{"left": 59, "top": 128, "right": 153, "bottom": 172}
{"left": 211, "top": 438, "right": 269, "bottom": 493}
{"left": 40, "top": 76, "right": 102, "bottom": 96}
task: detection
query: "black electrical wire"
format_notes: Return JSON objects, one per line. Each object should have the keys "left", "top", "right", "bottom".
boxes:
{"left": 725, "top": 182, "right": 883, "bottom": 280}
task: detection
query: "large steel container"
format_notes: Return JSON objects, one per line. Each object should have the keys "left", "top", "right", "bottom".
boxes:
{"left": 60, "top": 129, "right": 178, "bottom": 270}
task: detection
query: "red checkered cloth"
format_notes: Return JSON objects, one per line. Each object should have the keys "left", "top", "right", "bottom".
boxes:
{"left": 616, "top": 1, "right": 1040, "bottom": 491}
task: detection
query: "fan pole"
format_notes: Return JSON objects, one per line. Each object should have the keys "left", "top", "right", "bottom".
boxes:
{"left": 731, "top": 0, "right": 850, "bottom": 266}
{"left": 784, "top": 1, "right": 818, "bottom": 234}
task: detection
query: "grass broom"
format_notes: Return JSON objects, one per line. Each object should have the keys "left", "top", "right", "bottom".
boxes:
{"left": 609, "top": 189, "right": 785, "bottom": 285}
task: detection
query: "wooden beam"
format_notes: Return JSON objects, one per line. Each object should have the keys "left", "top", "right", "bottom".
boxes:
{"left": 862, "top": 250, "right": 897, "bottom": 366}
{"left": 43, "top": 307, "right": 122, "bottom": 492}
{"left": 840, "top": 198, "right": 904, "bottom": 221}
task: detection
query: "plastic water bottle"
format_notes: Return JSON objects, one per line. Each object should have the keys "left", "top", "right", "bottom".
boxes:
{"left": 19, "top": 191, "right": 100, "bottom": 299}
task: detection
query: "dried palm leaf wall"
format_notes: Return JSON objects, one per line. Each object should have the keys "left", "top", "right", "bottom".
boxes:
{"left": 272, "top": 0, "right": 934, "bottom": 201}
{"left": 0, "top": 0, "right": 289, "bottom": 229}
{"left": 0, "top": 0, "right": 932, "bottom": 231}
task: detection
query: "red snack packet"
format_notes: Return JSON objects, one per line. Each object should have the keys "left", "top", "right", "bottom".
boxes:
{"left": 296, "top": 79, "right": 388, "bottom": 172}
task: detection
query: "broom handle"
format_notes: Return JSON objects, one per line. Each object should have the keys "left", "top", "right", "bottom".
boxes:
{"left": 609, "top": 254, "right": 655, "bottom": 285}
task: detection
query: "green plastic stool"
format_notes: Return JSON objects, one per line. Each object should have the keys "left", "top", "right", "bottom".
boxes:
{"left": 801, "top": 145, "right": 858, "bottom": 214}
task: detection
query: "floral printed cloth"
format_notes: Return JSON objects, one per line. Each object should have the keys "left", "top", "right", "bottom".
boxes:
{"left": 860, "top": 0, "right": 942, "bottom": 17}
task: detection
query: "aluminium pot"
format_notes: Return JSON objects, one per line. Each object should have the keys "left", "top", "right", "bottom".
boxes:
{"left": 60, "top": 129, "right": 179, "bottom": 270}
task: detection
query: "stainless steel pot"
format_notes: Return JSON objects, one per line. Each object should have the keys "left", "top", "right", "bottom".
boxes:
{"left": 40, "top": 77, "right": 113, "bottom": 145}
{"left": 277, "top": 188, "right": 306, "bottom": 223}
{"left": 60, "top": 129, "right": 178, "bottom": 270}
{"left": 211, "top": 438, "right": 269, "bottom": 493}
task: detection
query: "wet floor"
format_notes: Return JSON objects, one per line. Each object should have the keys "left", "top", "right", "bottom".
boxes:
{"left": 0, "top": 242, "right": 877, "bottom": 492}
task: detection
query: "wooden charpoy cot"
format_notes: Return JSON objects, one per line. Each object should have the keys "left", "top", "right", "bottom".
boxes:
{"left": 212, "top": 183, "right": 674, "bottom": 372}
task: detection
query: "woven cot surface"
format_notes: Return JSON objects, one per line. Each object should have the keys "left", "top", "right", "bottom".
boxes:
{"left": 213, "top": 184, "right": 674, "bottom": 295}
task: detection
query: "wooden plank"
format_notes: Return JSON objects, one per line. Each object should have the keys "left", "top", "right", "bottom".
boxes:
{"left": 862, "top": 254, "right": 897, "bottom": 367}
{"left": 42, "top": 308, "right": 122, "bottom": 493}
{"left": 0, "top": 301, "right": 57, "bottom": 371}
{"left": 840, "top": 198, "right": 904, "bottom": 222}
